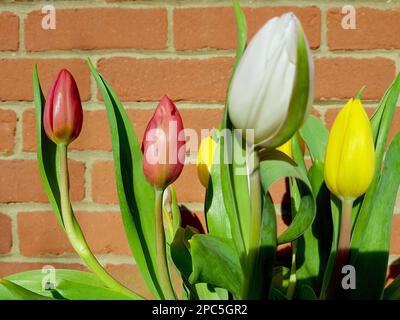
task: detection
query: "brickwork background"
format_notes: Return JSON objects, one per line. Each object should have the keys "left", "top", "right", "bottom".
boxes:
{"left": 0, "top": 0, "right": 399, "bottom": 298}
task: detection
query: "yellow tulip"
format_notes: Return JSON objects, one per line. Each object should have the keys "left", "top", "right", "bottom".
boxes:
{"left": 277, "top": 139, "right": 293, "bottom": 159}
{"left": 324, "top": 98, "right": 375, "bottom": 200}
{"left": 197, "top": 136, "right": 217, "bottom": 188}
{"left": 276, "top": 135, "right": 305, "bottom": 160}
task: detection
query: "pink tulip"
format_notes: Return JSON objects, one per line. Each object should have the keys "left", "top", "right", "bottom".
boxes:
{"left": 142, "top": 95, "right": 185, "bottom": 190}
{"left": 43, "top": 69, "right": 83, "bottom": 145}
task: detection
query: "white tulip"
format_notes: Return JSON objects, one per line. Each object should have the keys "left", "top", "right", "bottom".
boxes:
{"left": 228, "top": 12, "right": 314, "bottom": 148}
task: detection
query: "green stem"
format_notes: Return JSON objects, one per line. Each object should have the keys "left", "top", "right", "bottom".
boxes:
{"left": 242, "top": 151, "right": 262, "bottom": 299}
{"left": 286, "top": 242, "right": 297, "bottom": 300}
{"left": 57, "top": 144, "right": 143, "bottom": 300}
{"left": 155, "top": 188, "right": 176, "bottom": 300}
{"left": 328, "top": 197, "right": 354, "bottom": 298}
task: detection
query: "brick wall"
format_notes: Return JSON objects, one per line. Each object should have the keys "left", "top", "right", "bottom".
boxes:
{"left": 0, "top": 0, "right": 399, "bottom": 298}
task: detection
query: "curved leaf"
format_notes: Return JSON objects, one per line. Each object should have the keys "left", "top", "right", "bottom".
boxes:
{"left": 189, "top": 234, "right": 244, "bottom": 299}
{"left": 5, "top": 269, "right": 132, "bottom": 300}
{"left": 88, "top": 60, "right": 162, "bottom": 299}
{"left": 348, "top": 133, "right": 400, "bottom": 299}
{"left": 300, "top": 115, "right": 329, "bottom": 163}
{"left": 259, "top": 152, "right": 316, "bottom": 244}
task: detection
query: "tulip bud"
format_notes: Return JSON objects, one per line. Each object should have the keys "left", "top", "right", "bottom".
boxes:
{"left": 197, "top": 135, "right": 217, "bottom": 188}
{"left": 324, "top": 98, "right": 375, "bottom": 200}
{"left": 142, "top": 95, "right": 185, "bottom": 190}
{"left": 43, "top": 69, "right": 83, "bottom": 145}
{"left": 228, "top": 12, "right": 314, "bottom": 148}
{"left": 276, "top": 135, "right": 305, "bottom": 160}
{"left": 277, "top": 139, "right": 294, "bottom": 159}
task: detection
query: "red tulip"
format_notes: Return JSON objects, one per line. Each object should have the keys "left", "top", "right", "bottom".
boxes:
{"left": 43, "top": 69, "right": 83, "bottom": 145}
{"left": 142, "top": 95, "right": 185, "bottom": 190}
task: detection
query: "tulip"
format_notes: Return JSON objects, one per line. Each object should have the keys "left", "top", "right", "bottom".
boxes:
{"left": 42, "top": 70, "right": 139, "bottom": 299}
{"left": 197, "top": 135, "right": 217, "bottom": 188}
{"left": 324, "top": 97, "right": 375, "bottom": 298}
{"left": 277, "top": 139, "right": 294, "bottom": 159}
{"left": 142, "top": 95, "right": 185, "bottom": 190}
{"left": 324, "top": 98, "right": 375, "bottom": 200}
{"left": 44, "top": 69, "right": 83, "bottom": 145}
{"left": 276, "top": 135, "right": 305, "bottom": 160}
{"left": 142, "top": 95, "right": 184, "bottom": 300}
{"left": 228, "top": 12, "right": 314, "bottom": 149}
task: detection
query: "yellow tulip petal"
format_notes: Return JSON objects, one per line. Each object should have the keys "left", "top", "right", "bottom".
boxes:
{"left": 324, "top": 98, "right": 375, "bottom": 199}
{"left": 197, "top": 136, "right": 217, "bottom": 188}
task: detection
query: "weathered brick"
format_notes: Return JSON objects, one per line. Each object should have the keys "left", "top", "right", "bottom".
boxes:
{"left": 328, "top": 8, "right": 400, "bottom": 50}
{"left": 0, "top": 12, "right": 19, "bottom": 51}
{"left": 25, "top": 8, "right": 167, "bottom": 51}
{"left": 0, "top": 59, "right": 90, "bottom": 101}
{"left": 97, "top": 57, "right": 233, "bottom": 102}
{"left": 315, "top": 58, "right": 396, "bottom": 100}
{"left": 0, "top": 160, "right": 85, "bottom": 203}
{"left": 0, "top": 213, "right": 12, "bottom": 254}
{"left": 174, "top": 6, "right": 321, "bottom": 50}
{"left": 0, "top": 110, "right": 16, "bottom": 152}
{"left": 18, "top": 211, "right": 130, "bottom": 256}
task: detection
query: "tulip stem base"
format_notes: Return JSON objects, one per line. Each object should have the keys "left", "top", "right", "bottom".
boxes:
{"left": 242, "top": 152, "right": 262, "bottom": 299}
{"left": 57, "top": 144, "right": 143, "bottom": 300}
{"left": 155, "top": 188, "right": 177, "bottom": 300}
{"left": 328, "top": 197, "right": 354, "bottom": 299}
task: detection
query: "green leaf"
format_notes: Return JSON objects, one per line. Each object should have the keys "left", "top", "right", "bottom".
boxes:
{"left": 205, "top": 134, "right": 231, "bottom": 239}
{"left": 5, "top": 270, "right": 132, "bottom": 300}
{"left": 189, "top": 234, "right": 244, "bottom": 299}
{"left": 33, "top": 65, "right": 64, "bottom": 229}
{"left": 297, "top": 285, "right": 318, "bottom": 300}
{"left": 219, "top": 0, "right": 248, "bottom": 258}
{"left": 271, "top": 267, "right": 291, "bottom": 296}
{"left": 348, "top": 133, "right": 400, "bottom": 299}
{"left": 351, "top": 73, "right": 400, "bottom": 253}
{"left": 296, "top": 161, "right": 332, "bottom": 296}
{"left": 249, "top": 192, "right": 277, "bottom": 299}
{"left": 383, "top": 276, "right": 400, "bottom": 300}
{"left": 0, "top": 278, "right": 52, "bottom": 300}
{"left": 319, "top": 195, "right": 341, "bottom": 299}
{"left": 259, "top": 151, "right": 316, "bottom": 244}
{"left": 300, "top": 115, "right": 329, "bottom": 163}
{"left": 88, "top": 60, "right": 162, "bottom": 299}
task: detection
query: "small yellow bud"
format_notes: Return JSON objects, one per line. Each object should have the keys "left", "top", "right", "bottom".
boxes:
{"left": 197, "top": 136, "right": 217, "bottom": 188}
{"left": 277, "top": 139, "right": 294, "bottom": 159}
{"left": 324, "top": 98, "right": 375, "bottom": 200}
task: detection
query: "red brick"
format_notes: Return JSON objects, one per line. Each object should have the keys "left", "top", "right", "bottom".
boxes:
{"left": 174, "top": 164, "right": 205, "bottom": 203}
{"left": 0, "top": 59, "right": 90, "bottom": 101}
{"left": 0, "top": 213, "right": 12, "bottom": 254}
{"left": 105, "top": 264, "right": 152, "bottom": 298}
{"left": 0, "top": 262, "right": 85, "bottom": 278}
{"left": 391, "top": 215, "right": 400, "bottom": 255}
{"left": 0, "top": 12, "right": 19, "bottom": 51}
{"left": 18, "top": 211, "right": 130, "bottom": 256}
{"left": 325, "top": 107, "right": 400, "bottom": 144}
{"left": 315, "top": 58, "right": 396, "bottom": 100}
{"left": 0, "top": 110, "right": 16, "bottom": 152}
{"left": 0, "top": 160, "right": 84, "bottom": 203}
{"left": 25, "top": 8, "right": 167, "bottom": 52}
{"left": 97, "top": 57, "right": 233, "bottom": 102}
{"left": 92, "top": 160, "right": 206, "bottom": 204}
{"left": 92, "top": 161, "right": 116, "bottom": 204}
{"left": 328, "top": 8, "right": 400, "bottom": 50}
{"left": 23, "top": 108, "right": 223, "bottom": 152}
{"left": 174, "top": 7, "right": 320, "bottom": 50}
